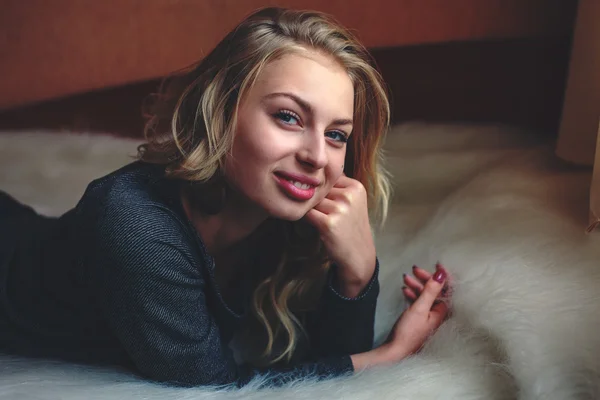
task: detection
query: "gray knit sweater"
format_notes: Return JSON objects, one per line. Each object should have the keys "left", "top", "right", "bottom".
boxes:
{"left": 0, "top": 161, "right": 379, "bottom": 387}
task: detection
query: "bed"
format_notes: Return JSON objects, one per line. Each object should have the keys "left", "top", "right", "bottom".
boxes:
{"left": 1, "top": 122, "right": 599, "bottom": 399}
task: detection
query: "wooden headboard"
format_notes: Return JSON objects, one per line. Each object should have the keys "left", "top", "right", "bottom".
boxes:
{"left": 0, "top": 0, "right": 576, "bottom": 110}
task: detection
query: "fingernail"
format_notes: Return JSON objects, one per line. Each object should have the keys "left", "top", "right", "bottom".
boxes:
{"left": 433, "top": 268, "right": 446, "bottom": 283}
{"left": 412, "top": 265, "right": 417, "bottom": 271}
{"left": 435, "top": 262, "right": 443, "bottom": 269}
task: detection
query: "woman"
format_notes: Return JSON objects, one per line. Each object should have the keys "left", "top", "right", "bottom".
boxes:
{"left": 0, "top": 7, "right": 449, "bottom": 388}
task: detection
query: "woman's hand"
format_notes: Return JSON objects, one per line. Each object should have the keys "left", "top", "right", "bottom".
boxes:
{"left": 402, "top": 263, "right": 451, "bottom": 304}
{"left": 387, "top": 264, "right": 450, "bottom": 358}
{"left": 303, "top": 175, "right": 376, "bottom": 298}
{"left": 350, "top": 265, "right": 450, "bottom": 371}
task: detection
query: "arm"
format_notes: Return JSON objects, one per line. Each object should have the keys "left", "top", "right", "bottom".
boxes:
{"left": 91, "top": 201, "right": 356, "bottom": 387}
{"left": 302, "top": 176, "right": 379, "bottom": 357}
{"left": 305, "top": 259, "right": 380, "bottom": 358}
{"left": 305, "top": 259, "right": 452, "bottom": 373}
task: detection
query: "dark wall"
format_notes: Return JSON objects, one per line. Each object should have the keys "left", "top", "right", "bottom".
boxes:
{"left": 0, "top": 36, "right": 573, "bottom": 137}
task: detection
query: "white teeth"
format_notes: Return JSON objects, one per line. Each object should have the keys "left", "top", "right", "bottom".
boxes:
{"left": 291, "top": 181, "right": 311, "bottom": 190}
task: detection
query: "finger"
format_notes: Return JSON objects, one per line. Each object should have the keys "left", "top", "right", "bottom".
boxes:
{"left": 323, "top": 187, "right": 348, "bottom": 201}
{"left": 407, "top": 268, "right": 445, "bottom": 301}
{"left": 412, "top": 265, "right": 432, "bottom": 284}
{"left": 303, "top": 209, "right": 329, "bottom": 231}
{"left": 412, "top": 269, "right": 447, "bottom": 314}
{"left": 429, "top": 300, "right": 449, "bottom": 325}
{"left": 402, "top": 286, "right": 417, "bottom": 302}
{"left": 435, "top": 263, "right": 453, "bottom": 296}
{"left": 325, "top": 187, "right": 365, "bottom": 208}
{"left": 403, "top": 273, "right": 424, "bottom": 295}
{"left": 332, "top": 174, "right": 354, "bottom": 188}
{"left": 435, "top": 263, "right": 453, "bottom": 287}
{"left": 312, "top": 198, "right": 338, "bottom": 215}
{"left": 415, "top": 263, "right": 452, "bottom": 294}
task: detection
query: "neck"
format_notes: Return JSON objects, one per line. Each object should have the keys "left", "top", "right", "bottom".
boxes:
{"left": 181, "top": 186, "right": 268, "bottom": 257}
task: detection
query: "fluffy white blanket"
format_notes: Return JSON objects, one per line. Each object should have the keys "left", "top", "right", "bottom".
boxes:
{"left": 1, "top": 123, "right": 599, "bottom": 400}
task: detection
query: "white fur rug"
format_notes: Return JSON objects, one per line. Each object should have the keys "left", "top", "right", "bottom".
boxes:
{"left": 1, "top": 122, "right": 599, "bottom": 400}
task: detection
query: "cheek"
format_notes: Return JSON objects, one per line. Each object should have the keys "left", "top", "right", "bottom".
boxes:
{"left": 328, "top": 153, "right": 346, "bottom": 180}
{"left": 224, "top": 147, "right": 263, "bottom": 191}
{"left": 228, "top": 121, "right": 265, "bottom": 170}
{"left": 331, "top": 168, "right": 344, "bottom": 183}
{"left": 224, "top": 124, "right": 283, "bottom": 187}
{"left": 318, "top": 167, "right": 344, "bottom": 197}
{"left": 223, "top": 135, "right": 258, "bottom": 188}
{"left": 233, "top": 114, "right": 289, "bottom": 163}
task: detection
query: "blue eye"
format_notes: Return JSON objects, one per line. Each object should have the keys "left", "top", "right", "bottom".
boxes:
{"left": 274, "top": 110, "right": 300, "bottom": 126}
{"left": 326, "top": 130, "right": 349, "bottom": 143}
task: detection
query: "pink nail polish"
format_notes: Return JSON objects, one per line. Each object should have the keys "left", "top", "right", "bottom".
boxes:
{"left": 433, "top": 269, "right": 446, "bottom": 283}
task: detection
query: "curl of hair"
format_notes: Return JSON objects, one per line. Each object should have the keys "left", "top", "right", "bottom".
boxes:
{"left": 138, "top": 7, "right": 391, "bottom": 365}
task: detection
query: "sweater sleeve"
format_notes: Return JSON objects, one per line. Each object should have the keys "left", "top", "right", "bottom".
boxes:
{"left": 305, "top": 260, "right": 380, "bottom": 358}
{"left": 90, "top": 200, "right": 353, "bottom": 388}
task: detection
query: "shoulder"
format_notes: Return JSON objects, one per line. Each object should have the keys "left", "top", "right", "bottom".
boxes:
{"left": 76, "top": 161, "right": 181, "bottom": 228}
{"left": 83, "top": 161, "right": 166, "bottom": 206}
{"left": 79, "top": 162, "right": 200, "bottom": 261}
{"left": 76, "top": 162, "right": 214, "bottom": 282}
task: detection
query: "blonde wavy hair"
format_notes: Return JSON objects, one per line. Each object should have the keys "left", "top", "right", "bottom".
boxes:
{"left": 138, "top": 7, "right": 391, "bottom": 365}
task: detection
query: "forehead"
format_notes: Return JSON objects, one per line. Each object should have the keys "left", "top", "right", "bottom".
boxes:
{"left": 248, "top": 50, "right": 354, "bottom": 117}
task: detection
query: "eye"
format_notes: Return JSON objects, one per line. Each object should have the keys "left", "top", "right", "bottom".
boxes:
{"left": 326, "top": 130, "right": 349, "bottom": 143}
{"left": 274, "top": 110, "right": 301, "bottom": 126}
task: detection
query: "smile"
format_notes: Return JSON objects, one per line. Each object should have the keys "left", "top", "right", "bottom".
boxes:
{"left": 274, "top": 173, "right": 318, "bottom": 201}
{"left": 289, "top": 181, "right": 312, "bottom": 190}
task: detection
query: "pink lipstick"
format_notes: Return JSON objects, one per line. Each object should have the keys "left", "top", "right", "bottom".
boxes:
{"left": 274, "top": 172, "right": 319, "bottom": 201}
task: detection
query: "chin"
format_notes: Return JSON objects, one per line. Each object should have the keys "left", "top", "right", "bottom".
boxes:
{"left": 265, "top": 205, "right": 309, "bottom": 222}
{"left": 258, "top": 196, "right": 315, "bottom": 222}
{"left": 252, "top": 187, "right": 325, "bottom": 221}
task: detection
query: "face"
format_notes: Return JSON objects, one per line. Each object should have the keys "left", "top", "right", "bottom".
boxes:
{"left": 223, "top": 50, "right": 354, "bottom": 221}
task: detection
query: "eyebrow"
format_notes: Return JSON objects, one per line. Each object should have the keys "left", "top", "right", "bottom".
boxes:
{"left": 263, "top": 92, "right": 354, "bottom": 127}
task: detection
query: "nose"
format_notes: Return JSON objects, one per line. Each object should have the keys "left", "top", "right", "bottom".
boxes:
{"left": 297, "top": 131, "right": 328, "bottom": 170}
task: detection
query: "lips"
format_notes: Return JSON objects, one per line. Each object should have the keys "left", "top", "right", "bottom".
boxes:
{"left": 274, "top": 171, "right": 320, "bottom": 201}
{"left": 275, "top": 171, "right": 321, "bottom": 186}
